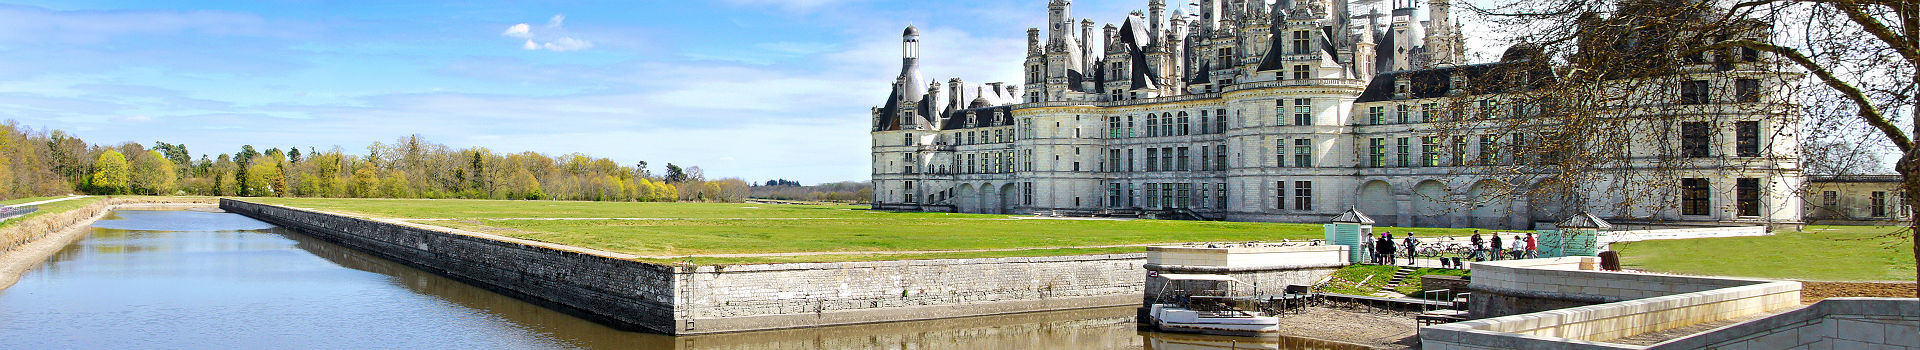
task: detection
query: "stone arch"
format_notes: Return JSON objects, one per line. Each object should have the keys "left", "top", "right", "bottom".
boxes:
{"left": 999, "top": 183, "right": 1018, "bottom": 214}
{"left": 1357, "top": 180, "right": 1396, "bottom": 225}
{"left": 1413, "top": 180, "right": 1449, "bottom": 227}
{"left": 956, "top": 183, "right": 979, "bottom": 213}
{"left": 1468, "top": 180, "right": 1512, "bottom": 228}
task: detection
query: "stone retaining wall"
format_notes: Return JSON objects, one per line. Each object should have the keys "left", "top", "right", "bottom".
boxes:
{"left": 221, "top": 199, "right": 1148, "bottom": 335}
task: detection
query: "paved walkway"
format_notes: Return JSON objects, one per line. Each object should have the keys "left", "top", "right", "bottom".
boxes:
{"left": 4, "top": 195, "right": 87, "bottom": 208}
{"left": 638, "top": 242, "right": 1166, "bottom": 259}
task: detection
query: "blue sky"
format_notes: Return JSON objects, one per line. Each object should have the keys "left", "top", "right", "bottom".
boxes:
{"left": 0, "top": 0, "right": 1488, "bottom": 184}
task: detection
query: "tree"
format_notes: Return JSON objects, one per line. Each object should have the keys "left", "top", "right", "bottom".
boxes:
{"left": 1469, "top": 0, "right": 1918, "bottom": 295}
{"left": 130, "top": 150, "right": 176, "bottom": 195}
{"left": 90, "top": 150, "right": 129, "bottom": 194}
{"left": 288, "top": 147, "right": 302, "bottom": 164}
{"left": 665, "top": 163, "right": 688, "bottom": 183}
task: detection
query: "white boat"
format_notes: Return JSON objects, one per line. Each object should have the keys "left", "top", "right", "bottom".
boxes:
{"left": 1146, "top": 273, "right": 1281, "bottom": 336}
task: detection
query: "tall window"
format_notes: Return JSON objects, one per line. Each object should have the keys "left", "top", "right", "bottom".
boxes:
{"left": 1682, "top": 121, "right": 1712, "bottom": 157}
{"left": 1293, "top": 99, "right": 1313, "bottom": 125}
{"left": 1177, "top": 112, "right": 1191, "bottom": 135}
{"left": 1109, "top": 117, "right": 1122, "bottom": 138}
{"left": 1109, "top": 150, "right": 1121, "bottom": 173}
{"left": 1216, "top": 47, "right": 1233, "bottom": 66}
{"left": 1022, "top": 182, "right": 1034, "bottom": 205}
{"left": 1146, "top": 148, "right": 1159, "bottom": 171}
{"left": 1291, "top": 31, "right": 1310, "bottom": 54}
{"left": 1680, "top": 80, "right": 1710, "bottom": 105}
{"left": 1275, "top": 140, "right": 1286, "bottom": 167}
{"left": 1871, "top": 191, "right": 1888, "bottom": 217}
{"left": 1736, "top": 121, "right": 1760, "bottom": 157}
{"left": 1396, "top": 138, "right": 1411, "bottom": 167}
{"left": 1682, "top": 178, "right": 1711, "bottom": 216}
{"left": 903, "top": 132, "right": 914, "bottom": 145}
{"left": 1479, "top": 135, "right": 1498, "bottom": 165}
{"left": 1421, "top": 137, "right": 1440, "bottom": 167}
{"left": 1216, "top": 145, "right": 1228, "bottom": 171}
{"left": 1161, "top": 147, "right": 1174, "bottom": 171}
{"left": 1273, "top": 100, "right": 1286, "bottom": 125}
{"left": 1419, "top": 103, "right": 1436, "bottom": 122}
{"left": 1367, "top": 106, "right": 1386, "bottom": 125}
{"left": 1216, "top": 183, "right": 1228, "bottom": 209}
{"left": 1215, "top": 110, "right": 1228, "bottom": 131}
{"left": 1175, "top": 183, "right": 1191, "bottom": 208}
{"left": 903, "top": 153, "right": 915, "bottom": 174}
{"left": 1293, "top": 65, "right": 1310, "bottom": 80}
{"left": 1201, "top": 146, "right": 1210, "bottom": 170}
{"left": 1275, "top": 181, "right": 1286, "bottom": 210}
{"left": 1294, "top": 139, "right": 1312, "bottom": 167}
{"left": 1451, "top": 136, "right": 1467, "bottom": 166}
{"left": 1510, "top": 133, "right": 1529, "bottom": 165}
{"left": 1396, "top": 105, "right": 1411, "bottom": 124}
{"left": 1146, "top": 117, "right": 1159, "bottom": 137}
{"left": 1477, "top": 100, "right": 1497, "bottom": 118}
{"left": 1293, "top": 181, "right": 1313, "bottom": 211}
{"left": 1368, "top": 138, "right": 1387, "bottom": 167}
{"left": 1735, "top": 79, "right": 1761, "bottom": 103}
{"left": 1736, "top": 178, "right": 1761, "bottom": 217}
{"left": 1177, "top": 147, "right": 1190, "bottom": 171}
{"left": 1127, "top": 148, "right": 1136, "bottom": 171}
{"left": 1109, "top": 183, "right": 1122, "bottom": 208}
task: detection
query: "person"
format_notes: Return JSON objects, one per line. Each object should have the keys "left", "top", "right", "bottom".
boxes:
{"left": 1361, "top": 237, "right": 1375, "bottom": 264}
{"left": 1403, "top": 233, "right": 1420, "bottom": 265}
{"left": 1525, "top": 232, "right": 1539, "bottom": 259}
{"left": 1381, "top": 233, "right": 1397, "bottom": 266}
{"left": 1511, "top": 235, "right": 1527, "bottom": 260}
{"left": 1490, "top": 234, "right": 1504, "bottom": 261}
{"left": 1469, "top": 231, "right": 1486, "bottom": 261}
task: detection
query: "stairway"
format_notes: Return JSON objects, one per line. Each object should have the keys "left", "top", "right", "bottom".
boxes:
{"left": 1377, "top": 266, "right": 1415, "bottom": 296}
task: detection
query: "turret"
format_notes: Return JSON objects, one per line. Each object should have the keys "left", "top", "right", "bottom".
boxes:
{"left": 1148, "top": 0, "right": 1166, "bottom": 36}
{"left": 1027, "top": 28, "right": 1042, "bottom": 56}
{"left": 898, "top": 26, "right": 924, "bottom": 111}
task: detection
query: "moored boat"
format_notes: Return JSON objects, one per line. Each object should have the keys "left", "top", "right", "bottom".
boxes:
{"left": 1145, "top": 273, "right": 1280, "bottom": 336}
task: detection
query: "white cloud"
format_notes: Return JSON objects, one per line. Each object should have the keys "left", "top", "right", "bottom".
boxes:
{"left": 500, "top": 14, "right": 593, "bottom": 52}
{"left": 119, "top": 114, "right": 152, "bottom": 122}
{"left": 501, "top": 23, "right": 531, "bottom": 38}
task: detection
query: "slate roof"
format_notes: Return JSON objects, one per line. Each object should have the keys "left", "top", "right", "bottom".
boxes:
{"left": 1555, "top": 212, "right": 1613, "bottom": 229}
{"left": 1330, "top": 207, "right": 1376, "bottom": 224}
{"left": 1354, "top": 58, "right": 1552, "bottom": 103}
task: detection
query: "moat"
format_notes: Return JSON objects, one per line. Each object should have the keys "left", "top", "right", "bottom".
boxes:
{"left": 0, "top": 209, "right": 1364, "bottom": 349}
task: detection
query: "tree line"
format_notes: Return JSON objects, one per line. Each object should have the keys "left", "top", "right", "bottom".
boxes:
{"left": 0, "top": 122, "right": 750, "bottom": 202}
{"left": 749, "top": 180, "right": 873, "bottom": 203}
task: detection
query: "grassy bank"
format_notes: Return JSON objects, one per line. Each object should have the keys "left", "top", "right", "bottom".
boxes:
{"left": 1613, "top": 225, "right": 1915, "bottom": 281}
{"left": 243, "top": 197, "right": 1483, "bottom": 263}
{"left": 1320, "top": 264, "right": 1471, "bottom": 296}
{"left": 0, "top": 197, "right": 101, "bottom": 231}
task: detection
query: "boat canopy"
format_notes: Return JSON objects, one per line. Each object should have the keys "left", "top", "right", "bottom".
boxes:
{"left": 1155, "top": 273, "right": 1240, "bottom": 282}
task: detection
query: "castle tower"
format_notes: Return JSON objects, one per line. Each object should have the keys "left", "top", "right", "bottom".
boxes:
{"left": 1425, "top": 0, "right": 1465, "bottom": 67}
{"left": 1149, "top": 0, "right": 1166, "bottom": 36}
{"left": 897, "top": 26, "right": 924, "bottom": 127}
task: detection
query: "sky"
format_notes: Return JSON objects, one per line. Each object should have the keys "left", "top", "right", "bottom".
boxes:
{"left": 0, "top": 0, "right": 1497, "bottom": 185}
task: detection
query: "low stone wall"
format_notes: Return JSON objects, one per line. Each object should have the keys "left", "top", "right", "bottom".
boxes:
{"left": 1422, "top": 257, "right": 1804, "bottom": 349}
{"left": 1600, "top": 225, "right": 1769, "bottom": 243}
{"left": 1661, "top": 298, "right": 1919, "bottom": 350}
{"left": 1143, "top": 244, "right": 1348, "bottom": 296}
{"left": 222, "top": 199, "right": 680, "bottom": 333}
{"left": 222, "top": 199, "right": 1150, "bottom": 335}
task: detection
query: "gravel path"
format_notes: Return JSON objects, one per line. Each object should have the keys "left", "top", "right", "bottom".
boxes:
{"left": 1275, "top": 305, "right": 1421, "bottom": 349}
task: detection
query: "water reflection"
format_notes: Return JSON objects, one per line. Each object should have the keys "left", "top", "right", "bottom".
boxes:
{"left": 0, "top": 210, "right": 1365, "bottom": 349}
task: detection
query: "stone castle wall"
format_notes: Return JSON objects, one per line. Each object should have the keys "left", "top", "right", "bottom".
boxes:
{"left": 221, "top": 199, "right": 1148, "bottom": 335}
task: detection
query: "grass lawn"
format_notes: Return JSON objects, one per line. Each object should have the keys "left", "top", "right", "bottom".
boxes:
{"left": 1613, "top": 225, "right": 1916, "bottom": 282}
{"left": 243, "top": 197, "right": 1483, "bottom": 263}
{"left": 1320, "top": 264, "right": 1471, "bottom": 296}
{"left": 0, "top": 196, "right": 102, "bottom": 230}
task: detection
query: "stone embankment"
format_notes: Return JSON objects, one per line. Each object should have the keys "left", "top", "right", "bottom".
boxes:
{"left": 0, "top": 197, "right": 218, "bottom": 289}
{"left": 221, "top": 199, "right": 1149, "bottom": 335}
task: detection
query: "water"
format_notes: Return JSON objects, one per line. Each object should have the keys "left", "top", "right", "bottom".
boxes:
{"left": 0, "top": 210, "right": 1364, "bottom": 349}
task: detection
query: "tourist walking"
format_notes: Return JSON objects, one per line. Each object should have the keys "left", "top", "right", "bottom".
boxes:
{"left": 1403, "top": 233, "right": 1419, "bottom": 265}
{"left": 1490, "top": 234, "right": 1504, "bottom": 261}
{"left": 1362, "top": 238, "right": 1375, "bottom": 264}
{"left": 1510, "top": 235, "right": 1526, "bottom": 260}
{"left": 1381, "top": 233, "right": 1397, "bottom": 266}
{"left": 1525, "top": 232, "right": 1539, "bottom": 259}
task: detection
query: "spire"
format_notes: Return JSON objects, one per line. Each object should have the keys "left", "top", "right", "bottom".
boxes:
{"left": 898, "top": 25, "right": 923, "bottom": 107}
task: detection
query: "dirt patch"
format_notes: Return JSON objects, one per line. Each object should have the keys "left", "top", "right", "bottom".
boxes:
{"left": 1799, "top": 281, "right": 1918, "bottom": 303}
{"left": 1274, "top": 304, "right": 1420, "bottom": 349}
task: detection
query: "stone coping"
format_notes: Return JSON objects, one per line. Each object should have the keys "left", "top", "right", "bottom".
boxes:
{"left": 1146, "top": 244, "right": 1345, "bottom": 254}
{"left": 1651, "top": 298, "right": 1919, "bottom": 349}
{"left": 688, "top": 253, "right": 1147, "bottom": 273}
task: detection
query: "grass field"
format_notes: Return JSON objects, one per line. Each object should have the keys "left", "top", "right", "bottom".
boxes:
{"left": 1320, "top": 264, "right": 1471, "bottom": 296}
{"left": 0, "top": 196, "right": 63, "bottom": 206}
{"left": 1614, "top": 225, "right": 1916, "bottom": 282}
{"left": 0, "top": 196, "right": 101, "bottom": 230}
{"left": 246, "top": 198, "right": 1482, "bottom": 263}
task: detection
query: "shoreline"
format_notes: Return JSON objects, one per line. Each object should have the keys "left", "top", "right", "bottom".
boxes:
{"left": 0, "top": 200, "right": 216, "bottom": 290}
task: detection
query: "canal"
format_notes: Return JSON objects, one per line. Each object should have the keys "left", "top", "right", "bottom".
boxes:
{"left": 0, "top": 209, "right": 1363, "bottom": 349}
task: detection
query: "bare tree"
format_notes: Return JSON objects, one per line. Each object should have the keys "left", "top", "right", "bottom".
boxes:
{"left": 1452, "top": 0, "right": 1916, "bottom": 294}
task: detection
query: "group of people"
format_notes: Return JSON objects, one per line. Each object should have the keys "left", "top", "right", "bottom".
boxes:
{"left": 1360, "top": 230, "right": 1542, "bottom": 267}
{"left": 1468, "top": 230, "right": 1539, "bottom": 261}
{"left": 1365, "top": 231, "right": 1419, "bottom": 265}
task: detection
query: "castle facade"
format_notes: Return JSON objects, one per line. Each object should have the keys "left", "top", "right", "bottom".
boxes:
{"left": 871, "top": 0, "right": 1804, "bottom": 228}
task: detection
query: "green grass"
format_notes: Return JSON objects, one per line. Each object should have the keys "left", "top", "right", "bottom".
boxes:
{"left": 0, "top": 196, "right": 102, "bottom": 230}
{"left": 1319, "top": 264, "right": 1470, "bottom": 296}
{"left": 242, "top": 198, "right": 1483, "bottom": 263}
{"left": 1614, "top": 225, "right": 1916, "bottom": 282}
